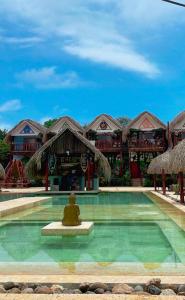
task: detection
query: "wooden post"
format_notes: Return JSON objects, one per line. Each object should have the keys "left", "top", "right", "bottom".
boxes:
{"left": 120, "top": 151, "right": 123, "bottom": 176}
{"left": 153, "top": 174, "right": 157, "bottom": 191}
{"left": 162, "top": 169, "right": 166, "bottom": 195}
{"left": 87, "top": 161, "right": 91, "bottom": 191}
{"left": 179, "top": 171, "right": 184, "bottom": 204}
{"left": 45, "top": 160, "right": 49, "bottom": 192}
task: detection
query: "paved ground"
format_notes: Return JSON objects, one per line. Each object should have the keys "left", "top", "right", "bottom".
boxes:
{"left": 100, "top": 187, "right": 153, "bottom": 192}
{"left": 0, "top": 294, "right": 183, "bottom": 299}
{"left": 1, "top": 187, "right": 154, "bottom": 194}
{"left": 1, "top": 187, "right": 45, "bottom": 193}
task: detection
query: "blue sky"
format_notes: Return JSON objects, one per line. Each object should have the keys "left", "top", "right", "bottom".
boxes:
{"left": 0, "top": 0, "right": 185, "bottom": 129}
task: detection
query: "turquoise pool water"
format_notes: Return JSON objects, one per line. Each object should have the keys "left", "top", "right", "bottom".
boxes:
{"left": 0, "top": 192, "right": 184, "bottom": 275}
{"left": 0, "top": 193, "right": 28, "bottom": 202}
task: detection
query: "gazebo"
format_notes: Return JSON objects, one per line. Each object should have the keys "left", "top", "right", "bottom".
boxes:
{"left": 26, "top": 126, "right": 111, "bottom": 191}
{"left": 147, "top": 150, "right": 171, "bottom": 195}
{"left": 169, "top": 139, "right": 185, "bottom": 204}
{"left": 0, "top": 163, "right": 5, "bottom": 191}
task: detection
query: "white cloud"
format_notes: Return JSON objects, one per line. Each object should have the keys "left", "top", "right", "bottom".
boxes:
{"left": 0, "top": 0, "right": 176, "bottom": 77}
{"left": 0, "top": 99, "right": 22, "bottom": 112}
{"left": 16, "top": 67, "right": 82, "bottom": 89}
{"left": 0, "top": 35, "right": 43, "bottom": 47}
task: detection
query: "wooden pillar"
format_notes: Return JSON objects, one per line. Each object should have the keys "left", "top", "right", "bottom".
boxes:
{"left": 45, "top": 159, "right": 49, "bottom": 192}
{"left": 153, "top": 174, "right": 157, "bottom": 191}
{"left": 120, "top": 151, "right": 123, "bottom": 176}
{"left": 162, "top": 169, "right": 166, "bottom": 195}
{"left": 179, "top": 171, "right": 184, "bottom": 204}
{"left": 87, "top": 161, "right": 91, "bottom": 191}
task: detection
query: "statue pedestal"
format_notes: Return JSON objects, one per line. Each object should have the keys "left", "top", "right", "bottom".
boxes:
{"left": 41, "top": 222, "right": 94, "bottom": 236}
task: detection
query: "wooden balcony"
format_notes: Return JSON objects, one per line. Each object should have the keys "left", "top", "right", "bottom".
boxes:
{"left": 11, "top": 143, "right": 42, "bottom": 153}
{"left": 128, "top": 139, "right": 166, "bottom": 152}
{"left": 95, "top": 140, "right": 122, "bottom": 152}
{"left": 174, "top": 137, "right": 185, "bottom": 146}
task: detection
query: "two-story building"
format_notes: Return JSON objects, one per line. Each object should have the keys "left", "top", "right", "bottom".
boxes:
{"left": 4, "top": 119, "right": 47, "bottom": 187}
{"left": 5, "top": 119, "right": 47, "bottom": 161}
{"left": 170, "top": 111, "right": 185, "bottom": 147}
{"left": 123, "top": 112, "right": 167, "bottom": 185}
{"left": 85, "top": 114, "right": 124, "bottom": 182}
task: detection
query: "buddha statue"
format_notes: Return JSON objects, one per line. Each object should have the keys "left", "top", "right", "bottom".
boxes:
{"left": 62, "top": 193, "right": 81, "bottom": 226}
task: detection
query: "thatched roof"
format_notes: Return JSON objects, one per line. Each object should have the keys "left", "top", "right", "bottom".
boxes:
{"left": 169, "top": 111, "right": 185, "bottom": 132}
{"left": 4, "top": 119, "right": 47, "bottom": 142}
{"left": 26, "top": 126, "right": 111, "bottom": 181}
{"left": 123, "top": 111, "right": 166, "bottom": 142}
{"left": 147, "top": 150, "right": 171, "bottom": 175}
{"left": 85, "top": 114, "right": 122, "bottom": 133}
{"left": 48, "top": 116, "right": 84, "bottom": 134}
{"left": 169, "top": 139, "right": 185, "bottom": 173}
{"left": 0, "top": 163, "right": 5, "bottom": 180}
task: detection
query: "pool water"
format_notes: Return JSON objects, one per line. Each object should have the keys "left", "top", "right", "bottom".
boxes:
{"left": 0, "top": 193, "right": 28, "bottom": 202}
{"left": 0, "top": 192, "right": 184, "bottom": 275}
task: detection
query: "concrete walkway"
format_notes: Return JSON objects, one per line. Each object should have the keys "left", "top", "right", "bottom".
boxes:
{"left": 1, "top": 187, "right": 45, "bottom": 193}
{"left": 100, "top": 187, "right": 153, "bottom": 192}
{"left": 0, "top": 196, "right": 51, "bottom": 217}
{"left": 0, "top": 294, "right": 183, "bottom": 299}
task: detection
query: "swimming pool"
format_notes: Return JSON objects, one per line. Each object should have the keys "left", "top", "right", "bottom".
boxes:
{"left": 0, "top": 193, "right": 28, "bottom": 202}
{"left": 0, "top": 192, "right": 184, "bottom": 275}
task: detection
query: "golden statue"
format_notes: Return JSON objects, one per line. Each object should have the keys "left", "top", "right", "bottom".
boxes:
{"left": 62, "top": 193, "right": 81, "bottom": 226}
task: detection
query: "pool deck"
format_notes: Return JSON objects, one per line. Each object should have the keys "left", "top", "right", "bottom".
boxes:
{"left": 0, "top": 295, "right": 184, "bottom": 299}
{"left": 0, "top": 275, "right": 184, "bottom": 299}
{"left": 0, "top": 196, "right": 51, "bottom": 217}
{"left": 151, "top": 191, "right": 185, "bottom": 213}
{"left": 1, "top": 186, "right": 153, "bottom": 194}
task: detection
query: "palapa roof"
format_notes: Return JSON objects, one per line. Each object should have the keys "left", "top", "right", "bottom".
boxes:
{"left": 26, "top": 126, "right": 111, "bottom": 181}
{"left": 0, "top": 163, "right": 5, "bottom": 180}
{"left": 85, "top": 114, "right": 122, "bottom": 132}
{"left": 123, "top": 111, "right": 166, "bottom": 142}
{"left": 169, "top": 139, "right": 185, "bottom": 173}
{"left": 4, "top": 119, "right": 47, "bottom": 142}
{"left": 147, "top": 150, "right": 171, "bottom": 175}
{"left": 169, "top": 111, "right": 185, "bottom": 132}
{"left": 48, "top": 116, "right": 84, "bottom": 134}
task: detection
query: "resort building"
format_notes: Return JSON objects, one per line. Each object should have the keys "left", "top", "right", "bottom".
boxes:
{"left": 169, "top": 111, "right": 185, "bottom": 147}
{"left": 5, "top": 119, "right": 47, "bottom": 161}
{"left": 46, "top": 116, "right": 84, "bottom": 140}
{"left": 5, "top": 111, "right": 185, "bottom": 188}
{"left": 26, "top": 126, "right": 111, "bottom": 191}
{"left": 85, "top": 114, "right": 124, "bottom": 182}
{"left": 4, "top": 120, "right": 47, "bottom": 188}
{"left": 123, "top": 112, "right": 167, "bottom": 186}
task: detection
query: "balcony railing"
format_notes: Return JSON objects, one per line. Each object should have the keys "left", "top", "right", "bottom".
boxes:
{"left": 11, "top": 143, "right": 42, "bottom": 152}
{"left": 128, "top": 139, "right": 165, "bottom": 151}
{"left": 95, "top": 140, "right": 122, "bottom": 151}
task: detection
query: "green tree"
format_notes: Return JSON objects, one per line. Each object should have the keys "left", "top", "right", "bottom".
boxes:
{"left": 0, "top": 129, "right": 7, "bottom": 140}
{"left": 116, "top": 116, "right": 131, "bottom": 127}
{"left": 43, "top": 118, "right": 58, "bottom": 128}
{"left": 0, "top": 140, "right": 10, "bottom": 166}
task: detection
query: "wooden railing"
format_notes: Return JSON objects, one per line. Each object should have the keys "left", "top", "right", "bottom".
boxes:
{"left": 95, "top": 140, "right": 121, "bottom": 151}
{"left": 11, "top": 143, "right": 42, "bottom": 152}
{"left": 128, "top": 139, "right": 165, "bottom": 150}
